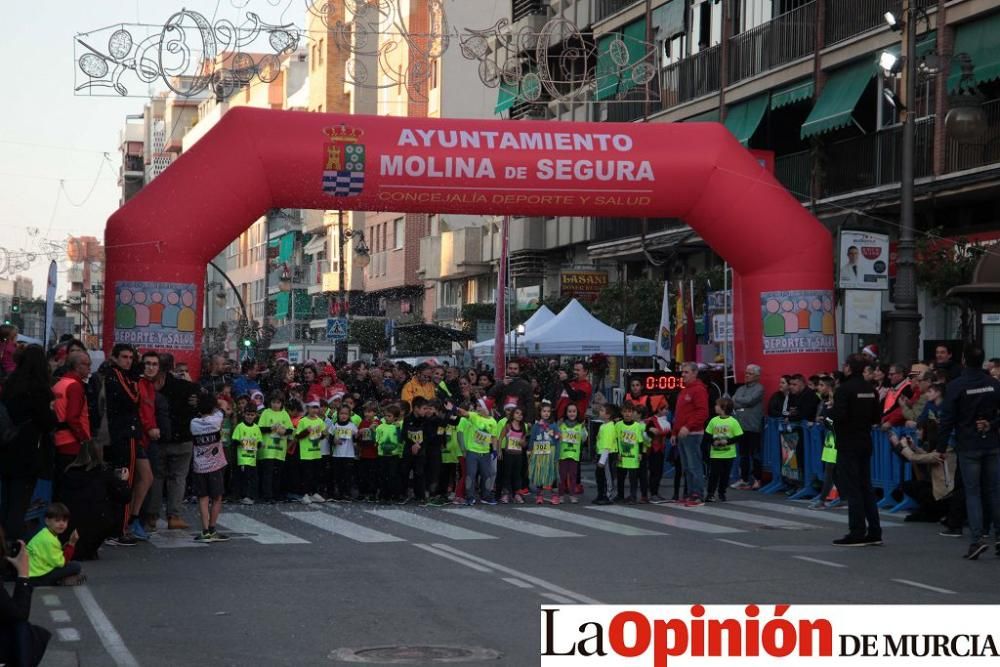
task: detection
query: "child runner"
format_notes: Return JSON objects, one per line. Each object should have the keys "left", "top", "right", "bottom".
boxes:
{"left": 558, "top": 404, "right": 587, "bottom": 504}
{"left": 191, "top": 393, "right": 230, "bottom": 542}
{"left": 593, "top": 404, "right": 619, "bottom": 505}
{"left": 810, "top": 376, "right": 838, "bottom": 510}
{"left": 646, "top": 401, "right": 672, "bottom": 503}
{"left": 295, "top": 401, "right": 327, "bottom": 504}
{"left": 498, "top": 407, "right": 527, "bottom": 504}
{"left": 616, "top": 402, "right": 649, "bottom": 504}
{"left": 26, "top": 503, "right": 83, "bottom": 586}
{"left": 328, "top": 405, "right": 359, "bottom": 502}
{"left": 458, "top": 398, "right": 499, "bottom": 505}
{"left": 704, "top": 397, "right": 743, "bottom": 503}
{"left": 424, "top": 400, "right": 447, "bottom": 506}
{"left": 528, "top": 401, "right": 560, "bottom": 504}
{"left": 284, "top": 399, "right": 305, "bottom": 502}
{"left": 357, "top": 402, "right": 380, "bottom": 502}
{"left": 375, "top": 404, "right": 404, "bottom": 503}
{"left": 440, "top": 403, "right": 462, "bottom": 502}
{"left": 257, "top": 393, "right": 291, "bottom": 504}
{"left": 232, "top": 407, "right": 262, "bottom": 505}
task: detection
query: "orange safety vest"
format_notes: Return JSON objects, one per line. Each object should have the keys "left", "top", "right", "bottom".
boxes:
{"left": 883, "top": 379, "right": 911, "bottom": 415}
{"left": 53, "top": 375, "right": 90, "bottom": 451}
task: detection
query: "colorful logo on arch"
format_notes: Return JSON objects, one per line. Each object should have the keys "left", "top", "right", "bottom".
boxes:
{"left": 322, "top": 125, "right": 366, "bottom": 197}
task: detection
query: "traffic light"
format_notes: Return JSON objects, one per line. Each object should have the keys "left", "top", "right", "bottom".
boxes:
{"left": 10, "top": 297, "right": 20, "bottom": 314}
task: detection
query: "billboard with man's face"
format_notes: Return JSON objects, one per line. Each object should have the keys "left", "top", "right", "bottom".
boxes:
{"left": 839, "top": 230, "right": 889, "bottom": 290}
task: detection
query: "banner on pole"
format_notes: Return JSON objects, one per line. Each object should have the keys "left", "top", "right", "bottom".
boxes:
{"left": 657, "top": 281, "right": 672, "bottom": 361}
{"left": 44, "top": 261, "right": 57, "bottom": 349}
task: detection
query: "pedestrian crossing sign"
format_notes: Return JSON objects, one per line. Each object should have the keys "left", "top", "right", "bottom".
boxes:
{"left": 326, "top": 317, "right": 349, "bottom": 341}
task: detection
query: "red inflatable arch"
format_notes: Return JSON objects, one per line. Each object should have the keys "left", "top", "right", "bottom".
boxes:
{"left": 104, "top": 107, "right": 835, "bottom": 387}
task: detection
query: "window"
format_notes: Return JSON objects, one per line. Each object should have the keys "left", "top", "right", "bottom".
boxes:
{"left": 430, "top": 59, "right": 439, "bottom": 90}
{"left": 441, "top": 280, "right": 461, "bottom": 307}
{"left": 318, "top": 39, "right": 324, "bottom": 66}
{"left": 381, "top": 223, "right": 387, "bottom": 252}
{"left": 429, "top": 214, "right": 439, "bottom": 237}
{"left": 394, "top": 217, "right": 405, "bottom": 249}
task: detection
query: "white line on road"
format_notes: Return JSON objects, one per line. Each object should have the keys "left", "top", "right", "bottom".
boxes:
{"left": 285, "top": 511, "right": 405, "bottom": 543}
{"left": 731, "top": 500, "right": 899, "bottom": 527}
{"left": 147, "top": 531, "right": 208, "bottom": 548}
{"left": 668, "top": 504, "right": 817, "bottom": 530}
{"left": 891, "top": 578, "right": 956, "bottom": 595}
{"left": 430, "top": 543, "right": 602, "bottom": 604}
{"left": 541, "top": 593, "right": 577, "bottom": 604}
{"left": 587, "top": 505, "right": 740, "bottom": 534}
{"left": 502, "top": 577, "right": 534, "bottom": 589}
{"left": 793, "top": 556, "right": 847, "bottom": 568}
{"left": 74, "top": 586, "right": 140, "bottom": 667}
{"left": 717, "top": 538, "right": 758, "bottom": 548}
{"left": 56, "top": 628, "right": 80, "bottom": 642}
{"left": 216, "top": 513, "right": 310, "bottom": 545}
{"left": 413, "top": 544, "right": 493, "bottom": 573}
{"left": 42, "top": 594, "right": 60, "bottom": 607}
{"left": 49, "top": 609, "right": 71, "bottom": 623}
{"left": 523, "top": 507, "right": 667, "bottom": 536}
{"left": 444, "top": 508, "right": 583, "bottom": 538}
{"left": 370, "top": 509, "right": 496, "bottom": 541}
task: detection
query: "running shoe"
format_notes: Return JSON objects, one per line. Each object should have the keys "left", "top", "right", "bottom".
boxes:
{"left": 208, "top": 530, "right": 230, "bottom": 543}
{"left": 194, "top": 531, "right": 213, "bottom": 543}
{"left": 104, "top": 536, "right": 139, "bottom": 547}
{"left": 240, "top": 497, "right": 255, "bottom": 506}
{"left": 965, "top": 542, "right": 988, "bottom": 560}
{"left": 481, "top": 496, "right": 498, "bottom": 506}
{"left": 129, "top": 519, "right": 150, "bottom": 541}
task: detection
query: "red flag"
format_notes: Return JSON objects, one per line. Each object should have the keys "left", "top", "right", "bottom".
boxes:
{"left": 494, "top": 215, "right": 510, "bottom": 382}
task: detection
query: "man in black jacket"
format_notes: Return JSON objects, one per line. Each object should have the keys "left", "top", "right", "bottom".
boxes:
{"left": 489, "top": 360, "right": 535, "bottom": 422}
{"left": 831, "top": 354, "right": 882, "bottom": 547}
{"left": 936, "top": 345, "right": 1000, "bottom": 560}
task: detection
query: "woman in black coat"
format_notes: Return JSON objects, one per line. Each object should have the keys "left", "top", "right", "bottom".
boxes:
{"left": 0, "top": 346, "right": 55, "bottom": 541}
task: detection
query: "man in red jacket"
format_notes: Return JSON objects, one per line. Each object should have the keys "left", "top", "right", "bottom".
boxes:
{"left": 52, "top": 352, "right": 93, "bottom": 478}
{"left": 672, "top": 362, "right": 709, "bottom": 505}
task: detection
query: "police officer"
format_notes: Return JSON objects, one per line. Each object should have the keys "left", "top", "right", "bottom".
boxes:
{"left": 935, "top": 345, "right": 1000, "bottom": 560}
{"left": 831, "top": 353, "right": 882, "bottom": 546}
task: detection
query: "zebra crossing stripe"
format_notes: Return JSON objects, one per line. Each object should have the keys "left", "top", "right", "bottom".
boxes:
{"left": 519, "top": 507, "right": 667, "bottom": 536}
{"left": 444, "top": 508, "right": 583, "bottom": 538}
{"left": 368, "top": 509, "right": 497, "bottom": 541}
{"left": 148, "top": 531, "right": 209, "bottom": 548}
{"left": 216, "top": 513, "right": 310, "bottom": 545}
{"left": 588, "top": 505, "right": 745, "bottom": 534}
{"left": 731, "top": 500, "right": 899, "bottom": 527}
{"left": 285, "top": 511, "right": 405, "bottom": 543}
{"left": 665, "top": 504, "right": 817, "bottom": 530}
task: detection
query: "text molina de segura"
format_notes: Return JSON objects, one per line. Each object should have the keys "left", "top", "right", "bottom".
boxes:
{"left": 383, "top": 129, "right": 655, "bottom": 183}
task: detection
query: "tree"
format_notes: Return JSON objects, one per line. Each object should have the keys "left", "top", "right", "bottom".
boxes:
{"left": 589, "top": 278, "right": 665, "bottom": 340}
{"left": 916, "top": 228, "right": 990, "bottom": 303}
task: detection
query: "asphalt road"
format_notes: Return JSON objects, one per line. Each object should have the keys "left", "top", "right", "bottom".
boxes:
{"left": 33, "top": 473, "right": 1000, "bottom": 666}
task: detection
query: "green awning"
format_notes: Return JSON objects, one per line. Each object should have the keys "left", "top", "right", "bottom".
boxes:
{"left": 293, "top": 290, "right": 311, "bottom": 317}
{"left": 595, "top": 18, "right": 649, "bottom": 101}
{"left": 724, "top": 94, "right": 769, "bottom": 145}
{"left": 652, "top": 0, "right": 685, "bottom": 40}
{"left": 771, "top": 79, "right": 814, "bottom": 109}
{"left": 800, "top": 58, "right": 874, "bottom": 139}
{"left": 272, "top": 292, "right": 290, "bottom": 318}
{"left": 495, "top": 79, "right": 518, "bottom": 115}
{"left": 685, "top": 109, "right": 720, "bottom": 122}
{"left": 947, "top": 14, "right": 1000, "bottom": 92}
{"left": 276, "top": 233, "right": 295, "bottom": 263}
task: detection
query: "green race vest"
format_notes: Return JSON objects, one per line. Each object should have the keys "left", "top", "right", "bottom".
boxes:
{"left": 707, "top": 416, "right": 742, "bottom": 459}
{"left": 616, "top": 421, "right": 646, "bottom": 469}
{"left": 296, "top": 416, "right": 326, "bottom": 461}
{"left": 258, "top": 409, "right": 292, "bottom": 461}
{"left": 596, "top": 422, "right": 618, "bottom": 454}
{"left": 466, "top": 414, "right": 497, "bottom": 454}
{"left": 232, "top": 422, "right": 262, "bottom": 467}
{"left": 559, "top": 422, "right": 585, "bottom": 461}
{"left": 375, "top": 423, "right": 404, "bottom": 458}
{"left": 821, "top": 431, "right": 838, "bottom": 464}
{"left": 442, "top": 422, "right": 460, "bottom": 463}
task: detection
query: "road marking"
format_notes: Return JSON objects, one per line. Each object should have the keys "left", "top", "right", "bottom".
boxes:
{"left": 430, "top": 543, "right": 601, "bottom": 604}
{"left": 216, "top": 514, "right": 310, "bottom": 545}
{"left": 587, "top": 505, "right": 741, "bottom": 534}
{"left": 42, "top": 594, "right": 60, "bottom": 607}
{"left": 502, "top": 577, "right": 534, "bottom": 589}
{"left": 148, "top": 531, "right": 209, "bottom": 548}
{"left": 892, "top": 578, "right": 956, "bottom": 595}
{"left": 444, "top": 508, "right": 583, "bottom": 538}
{"left": 49, "top": 609, "right": 71, "bottom": 623}
{"left": 523, "top": 507, "right": 667, "bottom": 536}
{"left": 732, "top": 500, "right": 898, "bottom": 527}
{"left": 668, "top": 504, "right": 817, "bottom": 530}
{"left": 285, "top": 511, "right": 405, "bottom": 543}
{"left": 56, "top": 628, "right": 80, "bottom": 642}
{"left": 413, "top": 544, "right": 493, "bottom": 573}
{"left": 717, "top": 538, "right": 757, "bottom": 548}
{"left": 793, "top": 556, "right": 847, "bottom": 568}
{"left": 74, "top": 586, "right": 140, "bottom": 667}
{"left": 541, "top": 593, "right": 577, "bottom": 604}
{"left": 369, "top": 509, "right": 496, "bottom": 541}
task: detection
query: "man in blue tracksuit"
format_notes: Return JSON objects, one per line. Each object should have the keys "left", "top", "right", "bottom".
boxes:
{"left": 936, "top": 345, "right": 1000, "bottom": 560}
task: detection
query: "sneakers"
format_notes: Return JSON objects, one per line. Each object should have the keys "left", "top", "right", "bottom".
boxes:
{"left": 310, "top": 493, "right": 327, "bottom": 503}
{"left": 104, "top": 536, "right": 139, "bottom": 547}
{"left": 240, "top": 497, "right": 255, "bottom": 506}
{"left": 965, "top": 542, "right": 989, "bottom": 560}
{"left": 569, "top": 495, "right": 579, "bottom": 504}
{"left": 299, "top": 494, "right": 312, "bottom": 505}
{"left": 194, "top": 531, "right": 213, "bottom": 543}
{"left": 514, "top": 494, "right": 525, "bottom": 504}
{"left": 481, "top": 496, "right": 498, "bottom": 506}
{"left": 639, "top": 496, "right": 650, "bottom": 504}
{"left": 167, "top": 516, "right": 190, "bottom": 531}
{"left": 832, "top": 535, "right": 869, "bottom": 547}
{"left": 750, "top": 480, "right": 761, "bottom": 490}
{"left": 427, "top": 497, "right": 448, "bottom": 507}
{"left": 395, "top": 497, "right": 411, "bottom": 506}
{"left": 500, "top": 494, "right": 510, "bottom": 504}
{"left": 704, "top": 495, "right": 716, "bottom": 504}
{"left": 863, "top": 535, "right": 883, "bottom": 546}
{"left": 536, "top": 494, "right": 545, "bottom": 505}
{"left": 593, "top": 497, "right": 612, "bottom": 506}
{"left": 129, "top": 519, "right": 150, "bottom": 541}
{"left": 808, "top": 499, "right": 829, "bottom": 510}
{"left": 939, "top": 527, "right": 963, "bottom": 538}
{"left": 649, "top": 495, "right": 666, "bottom": 504}
{"left": 730, "top": 480, "right": 750, "bottom": 490}
{"left": 685, "top": 497, "right": 705, "bottom": 507}
{"left": 208, "top": 529, "right": 230, "bottom": 542}
{"left": 517, "top": 488, "right": 530, "bottom": 497}
{"left": 464, "top": 497, "right": 476, "bottom": 507}
{"left": 57, "top": 574, "right": 87, "bottom": 586}
{"left": 550, "top": 495, "right": 561, "bottom": 505}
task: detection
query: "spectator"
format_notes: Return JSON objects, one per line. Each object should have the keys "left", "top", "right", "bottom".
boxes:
{"left": 766, "top": 375, "right": 791, "bottom": 418}
{"left": 672, "top": 362, "right": 709, "bottom": 506}
{"left": 731, "top": 364, "right": 764, "bottom": 490}
{"left": 148, "top": 353, "right": 199, "bottom": 531}
{"left": 200, "top": 354, "right": 230, "bottom": 395}
{"left": 901, "top": 371, "right": 933, "bottom": 428}
{"left": 489, "top": 360, "right": 535, "bottom": 423}
{"left": 0, "top": 345, "right": 55, "bottom": 541}
{"left": 25, "top": 503, "right": 83, "bottom": 586}
{"left": 787, "top": 374, "right": 820, "bottom": 423}
{"left": 401, "top": 364, "right": 437, "bottom": 406}
{"left": 0, "top": 324, "right": 17, "bottom": 381}
{"left": 232, "top": 361, "right": 262, "bottom": 399}
{"left": 934, "top": 344, "right": 962, "bottom": 383}
{"left": 0, "top": 528, "right": 51, "bottom": 666}
{"left": 555, "top": 361, "right": 593, "bottom": 421}
{"left": 880, "top": 363, "right": 915, "bottom": 428}
{"left": 51, "top": 352, "right": 93, "bottom": 490}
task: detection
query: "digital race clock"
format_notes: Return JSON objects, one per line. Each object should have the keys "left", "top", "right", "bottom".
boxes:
{"left": 628, "top": 371, "right": 686, "bottom": 395}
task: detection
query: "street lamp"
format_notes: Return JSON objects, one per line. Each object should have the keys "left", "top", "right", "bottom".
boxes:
{"left": 946, "top": 53, "right": 988, "bottom": 144}
{"left": 514, "top": 323, "right": 526, "bottom": 356}
{"left": 334, "top": 210, "right": 370, "bottom": 364}
{"left": 207, "top": 260, "right": 253, "bottom": 358}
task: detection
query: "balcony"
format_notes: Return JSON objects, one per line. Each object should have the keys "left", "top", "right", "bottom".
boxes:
{"left": 512, "top": 0, "right": 545, "bottom": 23}
{"left": 419, "top": 227, "right": 486, "bottom": 280}
{"left": 594, "top": 0, "right": 639, "bottom": 23}
{"left": 268, "top": 210, "right": 303, "bottom": 237}
{"left": 775, "top": 150, "right": 812, "bottom": 201}
{"left": 120, "top": 155, "right": 144, "bottom": 179}
{"left": 822, "top": 117, "right": 935, "bottom": 197}
{"left": 728, "top": 2, "right": 816, "bottom": 85}
{"left": 307, "top": 260, "right": 331, "bottom": 295}
{"left": 267, "top": 266, "right": 307, "bottom": 293}
{"left": 946, "top": 99, "right": 1000, "bottom": 174}
{"left": 824, "top": 0, "right": 934, "bottom": 46}
{"left": 661, "top": 45, "right": 721, "bottom": 110}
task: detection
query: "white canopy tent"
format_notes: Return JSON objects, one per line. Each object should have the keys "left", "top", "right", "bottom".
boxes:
{"left": 471, "top": 305, "right": 555, "bottom": 358}
{"left": 520, "top": 299, "right": 656, "bottom": 357}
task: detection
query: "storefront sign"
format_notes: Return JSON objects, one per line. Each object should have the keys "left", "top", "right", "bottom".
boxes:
{"left": 560, "top": 271, "right": 608, "bottom": 301}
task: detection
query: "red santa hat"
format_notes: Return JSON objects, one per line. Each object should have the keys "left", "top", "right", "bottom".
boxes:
{"left": 477, "top": 397, "right": 494, "bottom": 414}
{"left": 861, "top": 344, "right": 879, "bottom": 360}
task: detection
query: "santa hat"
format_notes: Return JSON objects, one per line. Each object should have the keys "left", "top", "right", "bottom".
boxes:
{"left": 862, "top": 344, "right": 879, "bottom": 360}
{"left": 328, "top": 391, "right": 345, "bottom": 403}
{"left": 305, "top": 401, "right": 321, "bottom": 409}
{"left": 477, "top": 397, "right": 494, "bottom": 414}
{"left": 503, "top": 399, "right": 518, "bottom": 411}
{"left": 320, "top": 365, "right": 337, "bottom": 379}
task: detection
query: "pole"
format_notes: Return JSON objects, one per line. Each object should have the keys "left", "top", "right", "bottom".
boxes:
{"left": 888, "top": 0, "right": 921, "bottom": 365}
{"left": 723, "top": 261, "right": 730, "bottom": 397}
{"left": 621, "top": 263, "right": 628, "bottom": 374}
{"left": 338, "top": 209, "right": 346, "bottom": 366}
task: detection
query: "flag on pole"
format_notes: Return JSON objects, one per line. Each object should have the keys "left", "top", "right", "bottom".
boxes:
{"left": 673, "top": 282, "right": 686, "bottom": 363}
{"left": 494, "top": 215, "right": 510, "bottom": 381}
{"left": 44, "top": 260, "right": 57, "bottom": 349}
{"left": 686, "top": 279, "right": 698, "bottom": 363}
{"left": 657, "top": 281, "right": 672, "bottom": 362}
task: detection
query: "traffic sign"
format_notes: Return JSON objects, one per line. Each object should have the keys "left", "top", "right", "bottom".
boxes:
{"left": 326, "top": 317, "right": 349, "bottom": 341}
